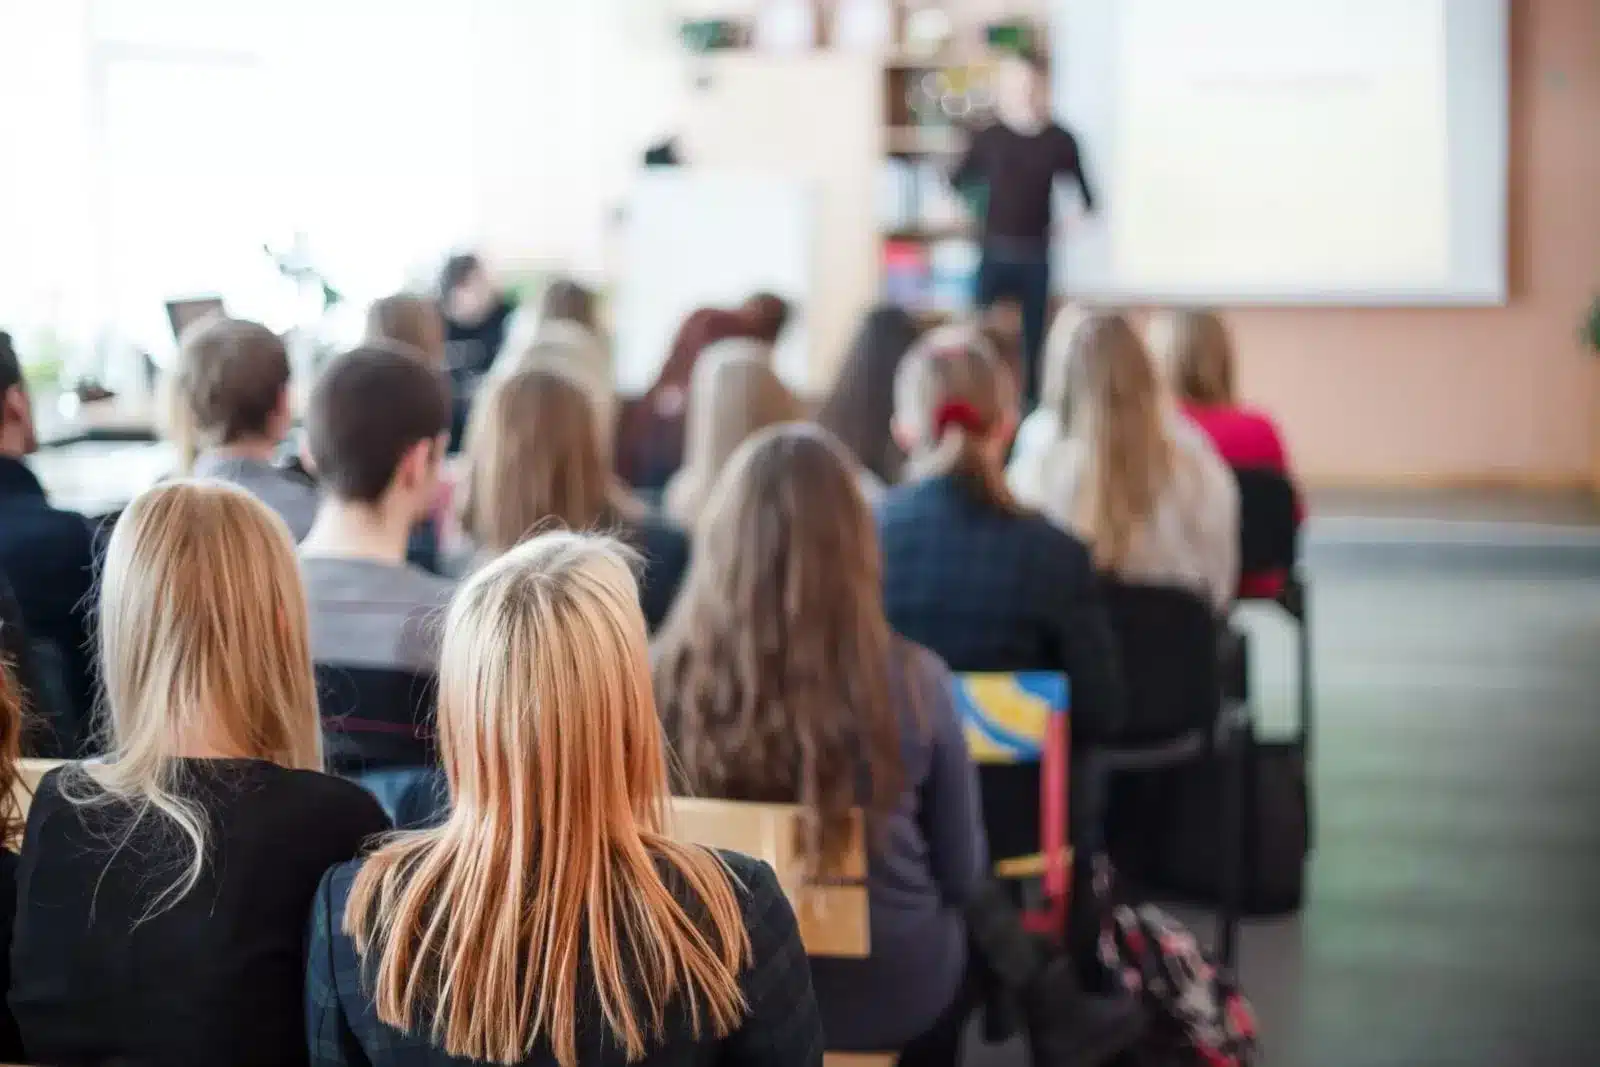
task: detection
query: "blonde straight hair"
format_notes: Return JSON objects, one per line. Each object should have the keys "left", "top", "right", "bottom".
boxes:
{"left": 1147, "top": 308, "right": 1236, "bottom": 407}
{"left": 894, "top": 324, "right": 1021, "bottom": 513}
{"left": 61, "top": 480, "right": 322, "bottom": 913}
{"left": 344, "top": 533, "right": 749, "bottom": 1066}
{"left": 663, "top": 342, "right": 798, "bottom": 527}
{"left": 1057, "top": 313, "right": 1174, "bottom": 571}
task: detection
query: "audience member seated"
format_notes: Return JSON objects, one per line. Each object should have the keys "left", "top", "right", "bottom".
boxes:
{"left": 10, "top": 481, "right": 390, "bottom": 1067}
{"left": 0, "top": 332, "right": 96, "bottom": 746}
{"left": 817, "top": 304, "right": 921, "bottom": 489}
{"left": 655, "top": 422, "right": 988, "bottom": 1063}
{"left": 0, "top": 660, "right": 27, "bottom": 1062}
{"left": 306, "top": 532, "right": 821, "bottom": 1067}
{"left": 879, "top": 325, "right": 1125, "bottom": 743}
{"left": 456, "top": 367, "right": 688, "bottom": 629}
{"left": 1009, "top": 312, "right": 1239, "bottom": 612}
{"left": 170, "top": 315, "right": 320, "bottom": 540}
{"left": 615, "top": 299, "right": 785, "bottom": 490}
{"left": 491, "top": 318, "right": 617, "bottom": 458}
{"left": 365, "top": 292, "right": 448, "bottom": 369}
{"left": 438, "top": 251, "right": 517, "bottom": 378}
{"left": 662, "top": 344, "right": 799, "bottom": 527}
{"left": 300, "top": 346, "right": 455, "bottom": 680}
{"left": 1149, "top": 308, "right": 1302, "bottom": 598}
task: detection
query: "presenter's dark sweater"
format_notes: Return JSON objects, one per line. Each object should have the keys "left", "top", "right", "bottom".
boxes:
{"left": 952, "top": 122, "right": 1095, "bottom": 250}
{"left": 9, "top": 761, "right": 390, "bottom": 1067}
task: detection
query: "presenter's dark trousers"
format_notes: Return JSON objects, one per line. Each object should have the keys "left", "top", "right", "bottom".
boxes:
{"left": 976, "top": 248, "right": 1051, "bottom": 410}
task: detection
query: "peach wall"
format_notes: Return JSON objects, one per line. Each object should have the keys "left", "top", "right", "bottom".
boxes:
{"left": 960, "top": 0, "right": 1597, "bottom": 486}
{"left": 1216, "top": 0, "right": 1598, "bottom": 487}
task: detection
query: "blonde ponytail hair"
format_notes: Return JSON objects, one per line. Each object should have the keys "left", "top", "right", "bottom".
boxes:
{"left": 62, "top": 480, "right": 322, "bottom": 915}
{"left": 345, "top": 533, "right": 750, "bottom": 1066}
{"left": 893, "top": 325, "right": 1020, "bottom": 513}
{"left": 1061, "top": 313, "right": 1173, "bottom": 571}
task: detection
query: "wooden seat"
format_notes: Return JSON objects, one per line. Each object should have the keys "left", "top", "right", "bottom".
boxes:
{"left": 668, "top": 795, "right": 869, "bottom": 959}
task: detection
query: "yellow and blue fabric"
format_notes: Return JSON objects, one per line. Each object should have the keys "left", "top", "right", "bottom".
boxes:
{"left": 953, "top": 672, "right": 1069, "bottom": 763}
{"left": 952, "top": 672, "right": 1071, "bottom": 934}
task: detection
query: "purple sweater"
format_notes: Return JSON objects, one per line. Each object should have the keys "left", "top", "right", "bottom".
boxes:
{"left": 809, "top": 640, "right": 988, "bottom": 1051}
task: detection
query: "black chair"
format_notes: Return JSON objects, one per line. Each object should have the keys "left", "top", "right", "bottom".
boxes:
{"left": 1233, "top": 467, "right": 1313, "bottom": 756}
{"left": 313, "top": 664, "right": 439, "bottom": 775}
{"left": 1096, "top": 579, "right": 1249, "bottom": 967}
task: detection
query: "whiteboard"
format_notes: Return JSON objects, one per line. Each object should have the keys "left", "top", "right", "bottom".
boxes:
{"left": 1052, "top": 0, "right": 1508, "bottom": 306}
{"left": 616, "top": 170, "right": 813, "bottom": 394}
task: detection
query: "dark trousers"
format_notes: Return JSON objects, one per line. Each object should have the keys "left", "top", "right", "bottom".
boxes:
{"left": 895, "top": 960, "right": 981, "bottom": 1067}
{"left": 976, "top": 250, "right": 1052, "bottom": 409}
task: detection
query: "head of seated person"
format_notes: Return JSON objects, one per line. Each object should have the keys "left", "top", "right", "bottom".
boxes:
{"left": 662, "top": 343, "right": 798, "bottom": 528}
{"left": 536, "top": 276, "right": 601, "bottom": 335}
{"left": 365, "top": 292, "right": 447, "bottom": 371}
{"left": 299, "top": 347, "right": 456, "bottom": 674}
{"left": 1010, "top": 311, "right": 1239, "bottom": 611}
{"left": 490, "top": 321, "right": 616, "bottom": 451}
{"left": 8, "top": 481, "right": 389, "bottom": 1067}
{"left": 168, "top": 315, "right": 319, "bottom": 540}
{"left": 456, "top": 368, "right": 683, "bottom": 628}
{"left": 316, "top": 532, "right": 819, "bottom": 1066}
{"left": 817, "top": 304, "right": 921, "bottom": 487}
{"left": 0, "top": 331, "right": 39, "bottom": 461}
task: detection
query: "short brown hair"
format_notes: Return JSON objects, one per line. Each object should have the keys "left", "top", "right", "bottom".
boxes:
{"left": 365, "top": 293, "right": 446, "bottom": 369}
{"left": 307, "top": 346, "right": 451, "bottom": 504}
{"left": 174, "top": 317, "right": 291, "bottom": 446}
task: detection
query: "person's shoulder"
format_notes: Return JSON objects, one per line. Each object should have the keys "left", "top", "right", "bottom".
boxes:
{"left": 259, "top": 766, "right": 391, "bottom": 835}
{"left": 402, "top": 563, "right": 457, "bottom": 606}
{"left": 876, "top": 479, "right": 932, "bottom": 523}
{"left": 894, "top": 636, "right": 954, "bottom": 692}
{"left": 711, "top": 849, "right": 785, "bottom": 916}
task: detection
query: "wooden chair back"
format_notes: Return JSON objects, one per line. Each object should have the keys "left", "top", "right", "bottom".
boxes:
{"left": 667, "top": 795, "right": 869, "bottom": 959}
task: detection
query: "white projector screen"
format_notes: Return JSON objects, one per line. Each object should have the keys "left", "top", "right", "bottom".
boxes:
{"left": 1053, "top": 0, "right": 1508, "bottom": 305}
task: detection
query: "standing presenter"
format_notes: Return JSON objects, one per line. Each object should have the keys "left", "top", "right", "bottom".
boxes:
{"left": 952, "top": 52, "right": 1095, "bottom": 409}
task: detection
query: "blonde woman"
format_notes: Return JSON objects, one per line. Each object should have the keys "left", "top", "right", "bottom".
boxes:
{"left": 489, "top": 319, "right": 617, "bottom": 454}
{"left": 661, "top": 343, "right": 799, "bottom": 527}
{"left": 457, "top": 368, "right": 689, "bottom": 629}
{"left": 1150, "top": 308, "right": 1301, "bottom": 599}
{"left": 1008, "top": 311, "right": 1239, "bottom": 611}
{"left": 306, "top": 532, "right": 822, "bottom": 1067}
{"left": 10, "top": 481, "right": 390, "bottom": 1067}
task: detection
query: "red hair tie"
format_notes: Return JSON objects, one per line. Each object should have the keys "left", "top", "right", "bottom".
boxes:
{"left": 933, "top": 400, "right": 986, "bottom": 436}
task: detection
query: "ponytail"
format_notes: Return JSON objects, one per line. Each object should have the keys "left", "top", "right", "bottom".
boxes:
{"left": 895, "top": 326, "right": 1022, "bottom": 514}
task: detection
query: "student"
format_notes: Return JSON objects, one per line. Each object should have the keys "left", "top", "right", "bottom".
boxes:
{"left": 655, "top": 423, "right": 986, "bottom": 1062}
{"left": 817, "top": 304, "right": 920, "bottom": 487}
{"left": 457, "top": 368, "right": 688, "bottom": 630}
{"left": 300, "top": 345, "right": 454, "bottom": 666}
{"left": 438, "top": 252, "right": 516, "bottom": 377}
{"left": 1150, "top": 308, "right": 1301, "bottom": 598}
{"left": 0, "top": 332, "right": 96, "bottom": 750}
{"left": 0, "top": 659, "right": 26, "bottom": 1062}
{"left": 951, "top": 53, "right": 1095, "bottom": 407}
{"left": 10, "top": 480, "right": 390, "bottom": 1067}
{"left": 172, "top": 315, "right": 320, "bottom": 540}
{"left": 364, "top": 292, "right": 447, "bottom": 369}
{"left": 879, "top": 326, "right": 1123, "bottom": 741}
{"left": 491, "top": 321, "right": 617, "bottom": 456}
{"left": 306, "top": 532, "right": 822, "bottom": 1067}
{"left": 1009, "top": 312, "right": 1239, "bottom": 612}
{"left": 536, "top": 275, "right": 601, "bottom": 335}
{"left": 662, "top": 344, "right": 799, "bottom": 527}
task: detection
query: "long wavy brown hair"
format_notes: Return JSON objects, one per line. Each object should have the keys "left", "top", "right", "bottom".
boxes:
{"left": 1148, "top": 308, "right": 1236, "bottom": 406}
{"left": 654, "top": 423, "right": 904, "bottom": 879}
{"left": 1055, "top": 312, "right": 1174, "bottom": 571}
{"left": 0, "top": 659, "right": 25, "bottom": 849}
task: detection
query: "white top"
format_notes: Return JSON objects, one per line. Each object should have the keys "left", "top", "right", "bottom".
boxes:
{"left": 1007, "top": 410, "right": 1240, "bottom": 610}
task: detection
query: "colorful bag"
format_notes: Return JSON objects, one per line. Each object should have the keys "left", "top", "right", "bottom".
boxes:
{"left": 1096, "top": 863, "right": 1258, "bottom": 1066}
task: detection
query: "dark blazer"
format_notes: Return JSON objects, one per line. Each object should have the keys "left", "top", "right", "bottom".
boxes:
{"left": 877, "top": 475, "right": 1125, "bottom": 743}
{"left": 307, "top": 849, "right": 824, "bottom": 1067}
{"left": 0, "top": 457, "right": 95, "bottom": 740}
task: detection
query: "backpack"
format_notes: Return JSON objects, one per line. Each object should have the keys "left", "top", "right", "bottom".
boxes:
{"left": 1095, "top": 862, "right": 1258, "bottom": 1067}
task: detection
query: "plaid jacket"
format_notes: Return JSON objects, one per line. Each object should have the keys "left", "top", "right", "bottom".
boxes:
{"left": 878, "top": 475, "right": 1125, "bottom": 742}
{"left": 306, "top": 850, "right": 823, "bottom": 1067}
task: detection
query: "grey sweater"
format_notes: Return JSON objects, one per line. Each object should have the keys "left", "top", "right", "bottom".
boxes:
{"left": 809, "top": 640, "right": 988, "bottom": 1051}
{"left": 192, "top": 452, "right": 319, "bottom": 543}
